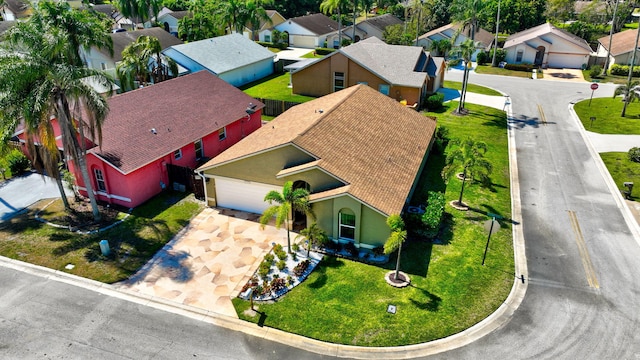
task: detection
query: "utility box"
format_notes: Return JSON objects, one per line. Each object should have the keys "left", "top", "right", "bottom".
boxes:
{"left": 99, "top": 240, "right": 110, "bottom": 256}
{"left": 623, "top": 182, "right": 634, "bottom": 199}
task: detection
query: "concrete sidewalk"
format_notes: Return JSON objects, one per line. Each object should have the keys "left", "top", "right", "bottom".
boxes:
{"left": 585, "top": 133, "right": 640, "bottom": 153}
{"left": 439, "top": 87, "right": 509, "bottom": 110}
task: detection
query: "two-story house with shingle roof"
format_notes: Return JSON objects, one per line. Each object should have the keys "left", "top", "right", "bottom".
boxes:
{"left": 197, "top": 84, "right": 436, "bottom": 248}
{"left": 291, "top": 37, "right": 444, "bottom": 108}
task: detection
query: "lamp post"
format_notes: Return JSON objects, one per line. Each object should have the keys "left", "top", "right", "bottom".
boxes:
{"left": 622, "top": 8, "right": 640, "bottom": 117}
{"left": 492, "top": 0, "right": 501, "bottom": 67}
{"left": 602, "top": 0, "right": 619, "bottom": 76}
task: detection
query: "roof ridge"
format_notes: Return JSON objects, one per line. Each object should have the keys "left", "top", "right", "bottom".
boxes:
{"left": 294, "top": 86, "right": 362, "bottom": 140}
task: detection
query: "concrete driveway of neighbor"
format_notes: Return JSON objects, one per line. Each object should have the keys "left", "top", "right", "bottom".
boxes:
{"left": 542, "top": 68, "right": 586, "bottom": 82}
{"left": 0, "top": 171, "right": 65, "bottom": 222}
{"left": 115, "top": 208, "right": 291, "bottom": 318}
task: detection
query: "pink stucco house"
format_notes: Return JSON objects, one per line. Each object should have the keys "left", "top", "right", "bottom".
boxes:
{"left": 71, "top": 70, "right": 263, "bottom": 208}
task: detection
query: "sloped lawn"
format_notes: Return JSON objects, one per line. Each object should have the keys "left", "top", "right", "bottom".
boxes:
{"left": 233, "top": 102, "right": 514, "bottom": 346}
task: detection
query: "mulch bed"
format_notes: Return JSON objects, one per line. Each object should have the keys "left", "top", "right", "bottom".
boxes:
{"left": 48, "top": 200, "right": 123, "bottom": 232}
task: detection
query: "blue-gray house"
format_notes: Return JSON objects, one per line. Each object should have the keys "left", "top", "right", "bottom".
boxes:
{"left": 162, "top": 33, "right": 276, "bottom": 87}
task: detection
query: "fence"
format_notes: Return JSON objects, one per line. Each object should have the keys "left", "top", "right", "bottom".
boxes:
{"left": 255, "top": 98, "right": 302, "bottom": 117}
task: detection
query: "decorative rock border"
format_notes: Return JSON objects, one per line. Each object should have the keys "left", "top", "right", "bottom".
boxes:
{"left": 34, "top": 199, "right": 132, "bottom": 235}
{"left": 449, "top": 200, "right": 469, "bottom": 211}
{"left": 385, "top": 271, "right": 411, "bottom": 288}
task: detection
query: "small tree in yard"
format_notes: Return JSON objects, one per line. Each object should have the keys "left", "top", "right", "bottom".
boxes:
{"left": 384, "top": 214, "right": 407, "bottom": 281}
{"left": 421, "top": 191, "right": 446, "bottom": 239}
{"left": 296, "top": 222, "right": 328, "bottom": 258}
{"left": 629, "top": 147, "right": 640, "bottom": 163}
{"left": 442, "top": 137, "right": 492, "bottom": 207}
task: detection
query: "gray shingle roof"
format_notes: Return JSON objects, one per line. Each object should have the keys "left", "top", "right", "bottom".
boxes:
{"left": 289, "top": 13, "right": 340, "bottom": 35}
{"left": 339, "top": 37, "right": 429, "bottom": 87}
{"left": 358, "top": 14, "right": 403, "bottom": 32}
{"left": 109, "top": 27, "right": 183, "bottom": 62}
{"left": 164, "top": 33, "right": 275, "bottom": 75}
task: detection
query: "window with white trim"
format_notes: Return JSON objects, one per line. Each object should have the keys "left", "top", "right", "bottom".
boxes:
{"left": 174, "top": 149, "right": 182, "bottom": 160}
{"left": 94, "top": 168, "right": 106, "bottom": 192}
{"left": 265, "top": 34, "right": 271, "bottom": 42}
{"left": 194, "top": 139, "right": 203, "bottom": 160}
{"left": 516, "top": 50, "right": 524, "bottom": 62}
{"left": 333, "top": 72, "right": 345, "bottom": 92}
{"left": 218, "top": 127, "right": 226, "bottom": 141}
{"left": 339, "top": 210, "right": 356, "bottom": 240}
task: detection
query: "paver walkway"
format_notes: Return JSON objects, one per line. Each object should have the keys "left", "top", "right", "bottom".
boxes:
{"left": 115, "top": 208, "right": 290, "bottom": 318}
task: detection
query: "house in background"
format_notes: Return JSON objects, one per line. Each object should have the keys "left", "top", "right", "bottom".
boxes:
{"left": 1, "top": 0, "right": 30, "bottom": 21}
{"left": 352, "top": 13, "right": 403, "bottom": 42}
{"left": 291, "top": 37, "right": 445, "bottom": 108}
{"left": 82, "top": 27, "right": 183, "bottom": 78}
{"left": 162, "top": 33, "right": 275, "bottom": 87}
{"left": 503, "top": 22, "right": 592, "bottom": 69}
{"left": 70, "top": 71, "right": 264, "bottom": 208}
{"left": 238, "top": 9, "right": 285, "bottom": 40}
{"left": 262, "top": 13, "right": 340, "bottom": 48}
{"left": 417, "top": 22, "right": 494, "bottom": 61}
{"left": 596, "top": 29, "right": 640, "bottom": 71}
{"left": 156, "top": 8, "right": 191, "bottom": 36}
{"left": 197, "top": 84, "right": 436, "bottom": 249}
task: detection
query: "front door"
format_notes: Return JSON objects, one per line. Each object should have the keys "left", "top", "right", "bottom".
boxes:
{"left": 534, "top": 46, "right": 545, "bottom": 67}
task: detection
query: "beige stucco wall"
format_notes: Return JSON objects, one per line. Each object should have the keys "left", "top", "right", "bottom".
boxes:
{"left": 292, "top": 53, "right": 422, "bottom": 105}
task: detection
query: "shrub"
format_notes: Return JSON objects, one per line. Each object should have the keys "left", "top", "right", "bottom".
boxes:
{"left": 6, "top": 149, "right": 30, "bottom": 175}
{"left": 291, "top": 243, "right": 300, "bottom": 252}
{"left": 276, "top": 249, "right": 288, "bottom": 261}
{"left": 589, "top": 65, "right": 602, "bottom": 78}
{"left": 629, "top": 147, "right": 640, "bottom": 163}
{"left": 273, "top": 244, "right": 284, "bottom": 252}
{"left": 447, "top": 59, "right": 461, "bottom": 68}
{"left": 277, "top": 259, "right": 287, "bottom": 271}
{"left": 488, "top": 48, "right": 506, "bottom": 64}
{"left": 270, "top": 277, "right": 287, "bottom": 293}
{"left": 293, "top": 259, "right": 310, "bottom": 277}
{"left": 344, "top": 242, "right": 358, "bottom": 257}
{"left": 476, "top": 51, "right": 489, "bottom": 65}
{"left": 421, "top": 191, "right": 446, "bottom": 239}
{"left": 610, "top": 64, "right": 640, "bottom": 77}
{"left": 433, "top": 126, "right": 450, "bottom": 155}
{"left": 287, "top": 275, "right": 294, "bottom": 286}
{"left": 264, "top": 253, "right": 274, "bottom": 264}
{"left": 325, "top": 240, "right": 340, "bottom": 252}
{"left": 256, "top": 41, "right": 273, "bottom": 48}
{"left": 315, "top": 47, "right": 336, "bottom": 55}
{"left": 426, "top": 92, "right": 445, "bottom": 111}
{"left": 504, "top": 63, "right": 536, "bottom": 72}
{"left": 373, "top": 246, "right": 384, "bottom": 256}
{"left": 258, "top": 261, "right": 271, "bottom": 279}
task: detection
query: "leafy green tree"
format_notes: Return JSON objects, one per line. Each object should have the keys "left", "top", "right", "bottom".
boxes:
{"left": 245, "top": 0, "right": 272, "bottom": 40}
{"left": 451, "top": 39, "right": 480, "bottom": 114}
{"left": 0, "top": 3, "right": 114, "bottom": 221}
{"left": 320, "top": 0, "right": 349, "bottom": 48}
{"left": 429, "top": 38, "right": 452, "bottom": 57}
{"left": 615, "top": 80, "right": 640, "bottom": 117}
{"left": 383, "top": 214, "right": 407, "bottom": 281}
{"left": 260, "top": 181, "right": 315, "bottom": 253}
{"left": 545, "top": 0, "right": 575, "bottom": 23}
{"left": 296, "top": 222, "right": 328, "bottom": 257}
{"left": 273, "top": 0, "right": 321, "bottom": 18}
{"left": 179, "top": 0, "right": 223, "bottom": 41}
{"left": 117, "top": 35, "right": 178, "bottom": 91}
{"left": 114, "top": 0, "right": 163, "bottom": 26}
{"left": 442, "top": 137, "right": 492, "bottom": 207}
{"left": 162, "top": 0, "right": 190, "bottom": 11}
{"left": 383, "top": 23, "right": 414, "bottom": 45}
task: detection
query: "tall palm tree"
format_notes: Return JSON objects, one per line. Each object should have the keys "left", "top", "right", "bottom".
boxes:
{"left": 117, "top": 35, "right": 178, "bottom": 91}
{"left": 442, "top": 137, "right": 492, "bottom": 207}
{"left": 260, "top": 181, "right": 314, "bottom": 253}
{"left": 0, "top": 3, "right": 114, "bottom": 222}
{"left": 383, "top": 214, "right": 407, "bottom": 281}
{"left": 452, "top": 39, "right": 479, "bottom": 114}
{"left": 295, "top": 222, "right": 328, "bottom": 258}
{"left": 615, "top": 80, "right": 640, "bottom": 117}
{"left": 245, "top": 0, "right": 272, "bottom": 41}
{"left": 114, "top": 0, "right": 162, "bottom": 27}
{"left": 320, "top": 0, "right": 348, "bottom": 48}
{"left": 217, "top": 0, "right": 246, "bottom": 34}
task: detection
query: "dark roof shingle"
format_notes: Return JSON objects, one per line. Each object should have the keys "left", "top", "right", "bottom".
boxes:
{"left": 290, "top": 13, "right": 340, "bottom": 35}
{"left": 109, "top": 27, "right": 183, "bottom": 62}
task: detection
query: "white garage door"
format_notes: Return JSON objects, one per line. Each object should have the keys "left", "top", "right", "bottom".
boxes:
{"left": 291, "top": 35, "right": 316, "bottom": 48}
{"left": 214, "top": 177, "right": 280, "bottom": 214}
{"left": 548, "top": 54, "right": 586, "bottom": 69}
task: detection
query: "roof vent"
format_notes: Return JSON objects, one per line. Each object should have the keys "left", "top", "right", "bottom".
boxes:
{"left": 151, "top": 128, "right": 157, "bottom": 134}
{"left": 318, "top": 109, "right": 324, "bottom": 114}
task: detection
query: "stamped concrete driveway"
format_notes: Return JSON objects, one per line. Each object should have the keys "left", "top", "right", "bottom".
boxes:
{"left": 0, "top": 171, "right": 64, "bottom": 221}
{"left": 116, "top": 208, "right": 290, "bottom": 318}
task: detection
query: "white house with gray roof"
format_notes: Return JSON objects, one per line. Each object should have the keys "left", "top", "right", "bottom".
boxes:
{"left": 162, "top": 33, "right": 275, "bottom": 87}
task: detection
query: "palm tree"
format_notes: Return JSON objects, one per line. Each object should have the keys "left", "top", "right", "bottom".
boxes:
{"left": 383, "top": 214, "right": 407, "bottom": 281}
{"left": 320, "top": 0, "right": 348, "bottom": 48}
{"left": 113, "top": 0, "right": 162, "bottom": 27}
{"left": 245, "top": 0, "right": 272, "bottom": 41}
{"left": 615, "top": 80, "right": 640, "bottom": 117}
{"left": 260, "top": 181, "right": 315, "bottom": 253}
{"left": 0, "top": 3, "right": 114, "bottom": 222}
{"left": 117, "top": 35, "right": 178, "bottom": 90}
{"left": 217, "top": 0, "right": 246, "bottom": 34}
{"left": 296, "top": 223, "right": 328, "bottom": 258}
{"left": 442, "top": 137, "right": 492, "bottom": 207}
{"left": 430, "top": 39, "right": 452, "bottom": 58}
{"left": 452, "top": 39, "right": 480, "bottom": 114}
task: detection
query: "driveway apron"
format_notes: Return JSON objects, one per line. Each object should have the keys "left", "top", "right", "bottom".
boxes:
{"left": 115, "top": 208, "right": 290, "bottom": 318}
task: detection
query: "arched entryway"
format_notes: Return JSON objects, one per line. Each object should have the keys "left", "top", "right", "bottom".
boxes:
{"left": 292, "top": 180, "right": 310, "bottom": 231}
{"left": 534, "top": 46, "right": 545, "bottom": 67}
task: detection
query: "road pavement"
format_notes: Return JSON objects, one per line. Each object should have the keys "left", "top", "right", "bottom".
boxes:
{"left": 0, "top": 171, "right": 64, "bottom": 221}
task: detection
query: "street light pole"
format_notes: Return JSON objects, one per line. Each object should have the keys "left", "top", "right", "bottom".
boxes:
{"left": 602, "top": 0, "right": 619, "bottom": 76}
{"left": 492, "top": 0, "right": 501, "bottom": 67}
{"left": 622, "top": 9, "right": 640, "bottom": 117}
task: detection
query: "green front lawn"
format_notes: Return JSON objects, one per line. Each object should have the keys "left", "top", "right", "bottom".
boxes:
{"left": 300, "top": 51, "right": 324, "bottom": 59}
{"left": 574, "top": 97, "right": 640, "bottom": 134}
{"left": 475, "top": 65, "right": 540, "bottom": 79}
{"left": 0, "top": 192, "right": 203, "bottom": 283}
{"left": 241, "top": 73, "right": 316, "bottom": 103}
{"left": 600, "top": 152, "right": 640, "bottom": 199}
{"left": 443, "top": 80, "right": 502, "bottom": 96}
{"left": 234, "top": 102, "right": 514, "bottom": 346}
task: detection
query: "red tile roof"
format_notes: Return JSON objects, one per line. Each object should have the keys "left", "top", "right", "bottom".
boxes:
{"left": 91, "top": 71, "right": 263, "bottom": 174}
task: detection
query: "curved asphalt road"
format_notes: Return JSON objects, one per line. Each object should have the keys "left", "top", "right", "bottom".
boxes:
{"left": 426, "top": 71, "right": 640, "bottom": 358}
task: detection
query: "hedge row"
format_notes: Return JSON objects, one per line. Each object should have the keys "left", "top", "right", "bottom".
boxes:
{"left": 610, "top": 64, "right": 640, "bottom": 77}
{"left": 504, "top": 63, "right": 537, "bottom": 72}
{"left": 314, "top": 47, "right": 336, "bottom": 55}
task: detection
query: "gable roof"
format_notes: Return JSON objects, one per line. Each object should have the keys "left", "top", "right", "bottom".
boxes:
{"left": 328, "top": 37, "right": 430, "bottom": 87}
{"left": 108, "top": 27, "right": 183, "bottom": 62}
{"left": 419, "top": 22, "right": 494, "bottom": 48}
{"left": 504, "top": 22, "right": 592, "bottom": 53}
{"left": 2, "top": 0, "right": 29, "bottom": 18}
{"left": 598, "top": 29, "right": 638, "bottom": 57}
{"left": 289, "top": 13, "right": 340, "bottom": 35}
{"left": 199, "top": 84, "right": 436, "bottom": 216}
{"left": 90, "top": 71, "right": 263, "bottom": 174}
{"left": 357, "top": 14, "right": 403, "bottom": 32}
{"left": 163, "top": 33, "right": 275, "bottom": 75}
